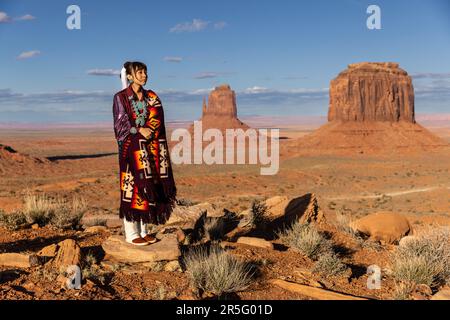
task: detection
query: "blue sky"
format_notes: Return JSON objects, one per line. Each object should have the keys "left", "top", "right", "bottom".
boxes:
{"left": 0, "top": 0, "right": 450, "bottom": 123}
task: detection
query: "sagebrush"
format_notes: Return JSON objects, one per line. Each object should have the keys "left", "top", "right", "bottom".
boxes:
{"left": 183, "top": 245, "right": 254, "bottom": 297}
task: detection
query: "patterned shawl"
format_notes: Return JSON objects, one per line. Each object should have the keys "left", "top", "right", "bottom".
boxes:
{"left": 116, "top": 85, "right": 177, "bottom": 224}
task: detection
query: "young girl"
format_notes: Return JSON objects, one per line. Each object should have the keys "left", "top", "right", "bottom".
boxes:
{"left": 112, "top": 61, "right": 177, "bottom": 246}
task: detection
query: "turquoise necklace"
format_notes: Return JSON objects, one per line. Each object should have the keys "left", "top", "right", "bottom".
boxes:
{"left": 131, "top": 97, "right": 148, "bottom": 127}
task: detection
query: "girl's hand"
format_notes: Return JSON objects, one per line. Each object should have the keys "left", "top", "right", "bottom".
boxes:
{"left": 138, "top": 127, "right": 153, "bottom": 140}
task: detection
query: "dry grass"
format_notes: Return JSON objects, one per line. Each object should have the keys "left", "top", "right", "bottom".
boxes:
{"left": 49, "top": 197, "right": 87, "bottom": 230}
{"left": 183, "top": 244, "right": 254, "bottom": 298}
{"left": 81, "top": 251, "right": 106, "bottom": 285}
{"left": 391, "top": 227, "right": 450, "bottom": 288}
{"left": 334, "top": 211, "right": 359, "bottom": 238}
{"left": 20, "top": 193, "right": 87, "bottom": 230}
{"left": 23, "top": 193, "right": 54, "bottom": 226}
{"left": 0, "top": 210, "right": 27, "bottom": 231}
{"left": 392, "top": 282, "right": 415, "bottom": 300}
{"left": 313, "top": 252, "right": 348, "bottom": 276}
{"left": 277, "top": 222, "right": 332, "bottom": 260}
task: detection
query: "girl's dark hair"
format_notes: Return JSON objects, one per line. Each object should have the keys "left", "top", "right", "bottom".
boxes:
{"left": 123, "top": 61, "right": 147, "bottom": 76}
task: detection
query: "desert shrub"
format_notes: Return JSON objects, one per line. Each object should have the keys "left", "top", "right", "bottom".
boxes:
{"left": 23, "top": 193, "right": 54, "bottom": 226}
{"left": 277, "top": 222, "right": 332, "bottom": 260}
{"left": 22, "top": 193, "right": 87, "bottom": 230}
{"left": 0, "top": 210, "right": 27, "bottom": 231}
{"left": 334, "top": 211, "right": 358, "bottom": 237}
{"left": 391, "top": 227, "right": 450, "bottom": 287}
{"left": 81, "top": 251, "right": 106, "bottom": 285}
{"left": 183, "top": 245, "right": 254, "bottom": 297}
{"left": 48, "top": 197, "right": 87, "bottom": 230}
{"left": 249, "top": 200, "right": 268, "bottom": 227}
{"left": 313, "top": 252, "right": 347, "bottom": 276}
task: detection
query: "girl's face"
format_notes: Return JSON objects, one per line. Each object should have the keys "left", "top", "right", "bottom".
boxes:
{"left": 129, "top": 68, "right": 147, "bottom": 86}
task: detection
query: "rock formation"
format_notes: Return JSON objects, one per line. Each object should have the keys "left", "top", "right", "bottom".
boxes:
{"left": 281, "top": 62, "right": 449, "bottom": 157}
{"left": 329, "top": 63, "right": 415, "bottom": 123}
{"left": 189, "top": 84, "right": 250, "bottom": 133}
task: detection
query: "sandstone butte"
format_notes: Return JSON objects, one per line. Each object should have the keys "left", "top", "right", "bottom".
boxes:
{"left": 188, "top": 84, "right": 250, "bottom": 134}
{"left": 281, "top": 62, "right": 449, "bottom": 157}
{"left": 328, "top": 62, "right": 415, "bottom": 123}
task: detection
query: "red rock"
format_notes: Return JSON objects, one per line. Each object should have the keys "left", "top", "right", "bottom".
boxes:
{"left": 53, "top": 239, "right": 82, "bottom": 270}
{"left": 329, "top": 62, "right": 415, "bottom": 123}
{"left": 350, "top": 211, "right": 411, "bottom": 244}
{"left": 189, "top": 84, "right": 250, "bottom": 133}
{"left": 281, "top": 62, "right": 449, "bottom": 157}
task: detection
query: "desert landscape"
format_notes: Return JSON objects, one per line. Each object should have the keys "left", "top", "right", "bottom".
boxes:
{"left": 0, "top": 62, "right": 449, "bottom": 301}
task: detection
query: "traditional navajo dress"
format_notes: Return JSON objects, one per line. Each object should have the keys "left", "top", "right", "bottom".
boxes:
{"left": 112, "top": 85, "right": 177, "bottom": 224}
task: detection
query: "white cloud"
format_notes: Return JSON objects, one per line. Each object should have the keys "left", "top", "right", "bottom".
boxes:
{"left": 189, "top": 88, "right": 215, "bottom": 95}
{"left": 163, "top": 56, "right": 183, "bottom": 63}
{"left": 170, "top": 19, "right": 209, "bottom": 33}
{"left": 411, "top": 72, "right": 450, "bottom": 80}
{"left": 214, "top": 21, "right": 227, "bottom": 30}
{"left": 16, "top": 50, "right": 41, "bottom": 60}
{"left": 0, "top": 11, "right": 11, "bottom": 23}
{"left": 87, "top": 69, "right": 121, "bottom": 76}
{"left": 194, "top": 72, "right": 220, "bottom": 79}
{"left": 243, "top": 86, "right": 271, "bottom": 94}
{"left": 16, "top": 14, "right": 36, "bottom": 21}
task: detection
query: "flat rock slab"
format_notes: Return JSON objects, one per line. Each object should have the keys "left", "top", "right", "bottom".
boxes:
{"left": 102, "top": 234, "right": 180, "bottom": 263}
{"left": 270, "top": 279, "right": 368, "bottom": 300}
{"left": 0, "top": 253, "right": 33, "bottom": 268}
{"left": 237, "top": 237, "right": 273, "bottom": 249}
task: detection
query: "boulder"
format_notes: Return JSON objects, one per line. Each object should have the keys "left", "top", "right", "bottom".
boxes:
{"left": 37, "top": 243, "right": 58, "bottom": 258}
{"left": 350, "top": 212, "right": 411, "bottom": 244}
{"left": 53, "top": 239, "right": 82, "bottom": 270}
{"left": 102, "top": 234, "right": 180, "bottom": 263}
{"left": 166, "top": 202, "right": 223, "bottom": 228}
{"left": 236, "top": 237, "right": 273, "bottom": 249}
{"left": 266, "top": 193, "right": 325, "bottom": 228}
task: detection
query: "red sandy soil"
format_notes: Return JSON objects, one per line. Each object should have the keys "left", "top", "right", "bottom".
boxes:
{"left": 0, "top": 117, "right": 449, "bottom": 300}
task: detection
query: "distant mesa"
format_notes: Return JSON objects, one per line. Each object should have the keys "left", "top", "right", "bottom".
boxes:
{"left": 329, "top": 62, "right": 415, "bottom": 123}
{"left": 189, "top": 84, "right": 250, "bottom": 134}
{"left": 282, "top": 62, "right": 449, "bottom": 157}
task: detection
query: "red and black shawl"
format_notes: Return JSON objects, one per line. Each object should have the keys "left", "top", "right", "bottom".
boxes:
{"left": 114, "top": 85, "right": 177, "bottom": 224}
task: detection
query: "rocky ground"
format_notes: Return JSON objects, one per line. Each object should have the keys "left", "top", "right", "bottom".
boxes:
{"left": 0, "top": 122, "right": 449, "bottom": 300}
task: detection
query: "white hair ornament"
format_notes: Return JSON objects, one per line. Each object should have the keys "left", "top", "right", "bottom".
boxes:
{"left": 120, "top": 67, "right": 128, "bottom": 89}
